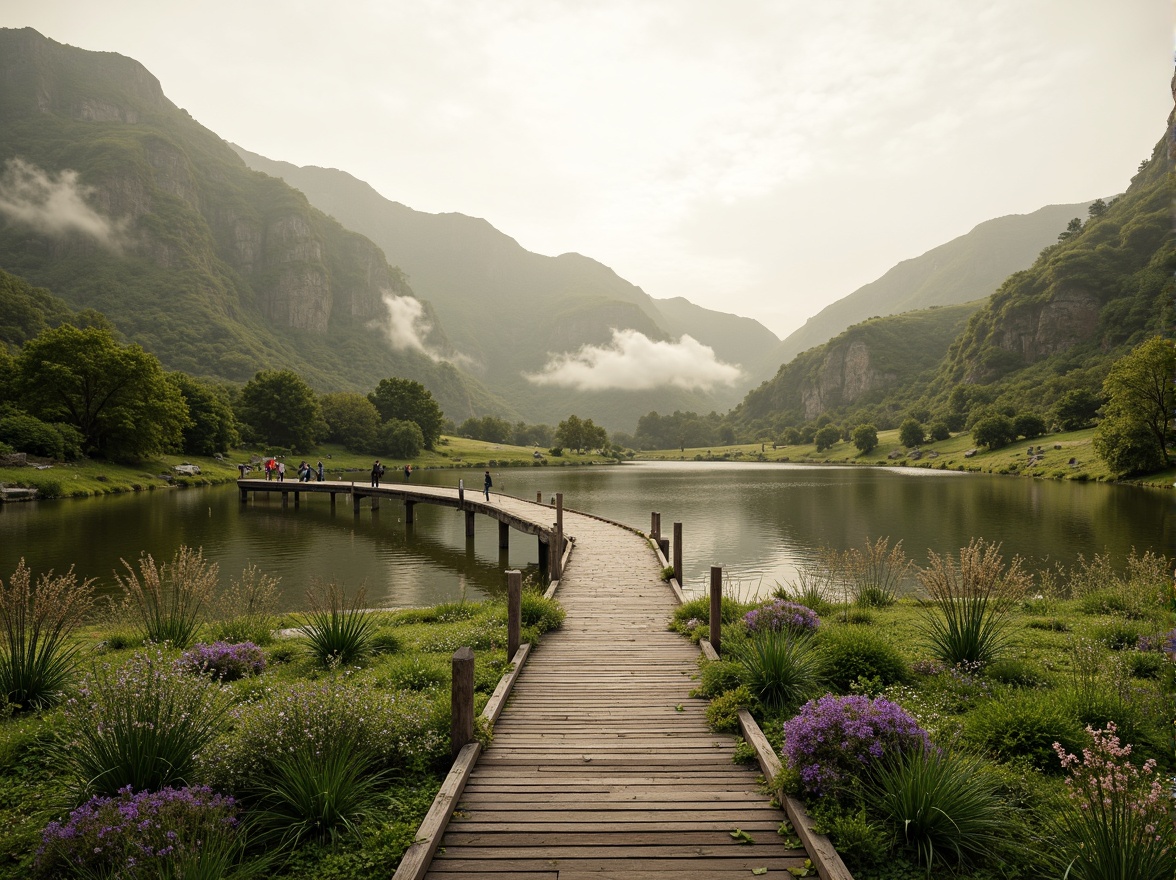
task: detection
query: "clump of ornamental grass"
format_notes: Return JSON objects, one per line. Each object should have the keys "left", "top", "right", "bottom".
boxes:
{"left": 917, "top": 539, "right": 1030, "bottom": 666}
{"left": 300, "top": 581, "right": 378, "bottom": 668}
{"left": 0, "top": 559, "right": 95, "bottom": 710}
{"left": 844, "top": 537, "right": 911, "bottom": 607}
{"left": 59, "top": 648, "right": 231, "bottom": 797}
{"left": 868, "top": 748, "right": 1008, "bottom": 873}
{"left": 734, "top": 631, "right": 824, "bottom": 714}
{"left": 782, "top": 694, "right": 931, "bottom": 799}
{"left": 117, "top": 546, "right": 218, "bottom": 649}
{"left": 743, "top": 599, "right": 820, "bottom": 636}
{"left": 177, "top": 641, "right": 266, "bottom": 682}
{"left": 1068, "top": 549, "right": 1171, "bottom": 619}
{"left": 36, "top": 785, "right": 242, "bottom": 880}
{"left": 774, "top": 566, "right": 837, "bottom": 616}
{"left": 1050, "top": 723, "right": 1176, "bottom": 880}
{"left": 209, "top": 563, "right": 280, "bottom": 646}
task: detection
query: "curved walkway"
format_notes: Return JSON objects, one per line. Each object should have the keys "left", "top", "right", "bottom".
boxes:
{"left": 423, "top": 507, "right": 807, "bottom": 879}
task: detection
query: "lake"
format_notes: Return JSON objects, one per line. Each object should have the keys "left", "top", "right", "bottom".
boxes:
{"left": 2, "top": 461, "right": 1172, "bottom": 610}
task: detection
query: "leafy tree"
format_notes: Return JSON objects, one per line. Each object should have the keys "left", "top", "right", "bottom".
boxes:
{"left": 972, "top": 414, "right": 1016, "bottom": 449}
{"left": 852, "top": 424, "right": 878, "bottom": 454}
{"left": 814, "top": 425, "right": 840, "bottom": 452}
{"left": 0, "top": 411, "right": 82, "bottom": 459}
{"left": 898, "top": 418, "right": 924, "bottom": 448}
{"left": 1093, "top": 336, "right": 1175, "bottom": 475}
{"left": 512, "top": 421, "right": 554, "bottom": 448}
{"left": 1087, "top": 198, "right": 1108, "bottom": 218}
{"left": 368, "top": 378, "right": 444, "bottom": 450}
{"left": 1057, "top": 217, "right": 1083, "bottom": 242}
{"left": 1053, "top": 388, "right": 1101, "bottom": 432}
{"left": 927, "top": 421, "right": 952, "bottom": 442}
{"left": 1012, "top": 411, "right": 1047, "bottom": 441}
{"left": 459, "top": 415, "right": 512, "bottom": 444}
{"left": 237, "top": 370, "right": 326, "bottom": 453}
{"left": 15, "top": 325, "right": 187, "bottom": 460}
{"left": 378, "top": 419, "right": 424, "bottom": 459}
{"left": 778, "top": 427, "right": 801, "bottom": 446}
{"left": 320, "top": 392, "right": 380, "bottom": 452}
{"left": 556, "top": 415, "right": 607, "bottom": 452}
{"left": 170, "top": 373, "right": 239, "bottom": 456}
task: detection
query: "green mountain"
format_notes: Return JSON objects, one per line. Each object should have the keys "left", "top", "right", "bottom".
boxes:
{"left": 734, "top": 117, "right": 1174, "bottom": 434}
{"left": 0, "top": 27, "right": 506, "bottom": 421}
{"left": 230, "top": 147, "right": 784, "bottom": 428}
{"left": 774, "top": 200, "right": 1096, "bottom": 367}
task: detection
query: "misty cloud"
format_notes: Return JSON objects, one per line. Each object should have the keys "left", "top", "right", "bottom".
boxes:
{"left": 525, "top": 329, "right": 743, "bottom": 392}
{"left": 377, "top": 293, "right": 472, "bottom": 366}
{"left": 0, "top": 158, "right": 124, "bottom": 249}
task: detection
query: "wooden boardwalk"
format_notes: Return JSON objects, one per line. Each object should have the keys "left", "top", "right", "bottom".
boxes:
{"left": 423, "top": 506, "right": 807, "bottom": 879}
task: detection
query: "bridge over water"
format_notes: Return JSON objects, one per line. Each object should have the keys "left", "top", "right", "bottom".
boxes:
{"left": 237, "top": 479, "right": 850, "bottom": 879}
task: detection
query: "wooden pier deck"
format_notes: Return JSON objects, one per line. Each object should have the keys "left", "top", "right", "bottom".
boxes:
{"left": 423, "top": 506, "right": 808, "bottom": 879}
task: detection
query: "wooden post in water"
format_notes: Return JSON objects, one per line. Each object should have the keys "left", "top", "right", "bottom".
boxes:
{"left": 281, "top": 491, "right": 288, "bottom": 508}
{"left": 465, "top": 510, "right": 475, "bottom": 537}
{"left": 451, "top": 647, "right": 475, "bottom": 758}
{"left": 499, "top": 520, "right": 510, "bottom": 550}
{"left": 536, "top": 491, "right": 542, "bottom": 503}
{"left": 673, "top": 522, "right": 683, "bottom": 584}
{"left": 507, "top": 569, "right": 522, "bottom": 659}
{"left": 405, "top": 501, "right": 415, "bottom": 524}
{"left": 709, "top": 566, "right": 723, "bottom": 656}
{"left": 651, "top": 512, "right": 660, "bottom": 541}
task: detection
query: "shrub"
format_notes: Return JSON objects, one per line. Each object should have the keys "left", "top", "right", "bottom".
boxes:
{"left": 1051, "top": 724, "right": 1176, "bottom": 880}
{"left": 199, "top": 679, "right": 446, "bottom": 791}
{"left": 370, "top": 630, "right": 401, "bottom": 654}
{"left": 705, "top": 684, "right": 751, "bottom": 733}
{"left": 37, "top": 785, "right": 241, "bottom": 880}
{"left": 177, "top": 641, "right": 266, "bottom": 681}
{"left": 742, "top": 599, "right": 820, "bottom": 636}
{"left": 984, "top": 657, "right": 1046, "bottom": 688}
{"left": 60, "top": 649, "right": 231, "bottom": 796}
{"left": 117, "top": 546, "right": 219, "bottom": 649}
{"left": 816, "top": 625, "right": 908, "bottom": 693}
{"left": 1092, "top": 618, "right": 1146, "bottom": 650}
{"left": 841, "top": 537, "right": 911, "bottom": 607}
{"left": 695, "top": 658, "right": 744, "bottom": 698}
{"left": 734, "top": 632, "right": 824, "bottom": 713}
{"left": 869, "top": 749, "right": 1007, "bottom": 872}
{"left": 209, "top": 563, "right": 280, "bottom": 646}
{"left": 1069, "top": 549, "right": 1170, "bottom": 619}
{"left": 964, "top": 691, "right": 1084, "bottom": 772}
{"left": 379, "top": 654, "right": 449, "bottom": 691}
{"left": 917, "top": 539, "right": 1030, "bottom": 665}
{"left": 672, "top": 595, "right": 745, "bottom": 626}
{"left": 0, "top": 412, "right": 70, "bottom": 459}
{"left": 781, "top": 695, "right": 930, "bottom": 798}
{"left": 300, "top": 581, "right": 378, "bottom": 668}
{"left": 774, "top": 568, "right": 836, "bottom": 616}
{"left": 0, "top": 560, "right": 95, "bottom": 710}
{"left": 519, "top": 592, "right": 565, "bottom": 634}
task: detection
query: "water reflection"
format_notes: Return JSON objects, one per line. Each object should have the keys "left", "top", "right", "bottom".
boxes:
{"left": 2, "top": 461, "right": 1170, "bottom": 608}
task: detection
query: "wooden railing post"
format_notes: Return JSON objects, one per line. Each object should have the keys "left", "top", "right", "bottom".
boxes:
{"left": 506, "top": 570, "right": 522, "bottom": 659}
{"left": 451, "top": 647, "right": 475, "bottom": 758}
{"left": 651, "top": 512, "right": 660, "bottom": 541}
{"left": 550, "top": 523, "right": 562, "bottom": 580}
{"left": 536, "top": 491, "right": 542, "bottom": 503}
{"left": 709, "top": 566, "right": 723, "bottom": 656}
{"left": 673, "top": 522, "right": 683, "bottom": 584}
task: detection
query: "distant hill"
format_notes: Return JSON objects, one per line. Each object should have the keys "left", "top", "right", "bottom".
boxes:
{"left": 0, "top": 27, "right": 506, "bottom": 421}
{"left": 231, "top": 147, "right": 784, "bottom": 428}
{"left": 774, "top": 201, "right": 1096, "bottom": 366}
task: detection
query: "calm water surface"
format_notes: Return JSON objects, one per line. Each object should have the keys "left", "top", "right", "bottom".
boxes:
{"left": 2, "top": 461, "right": 1172, "bottom": 609}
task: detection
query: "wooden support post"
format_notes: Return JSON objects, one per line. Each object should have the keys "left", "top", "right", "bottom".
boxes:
{"left": 371, "top": 495, "right": 380, "bottom": 511}
{"left": 710, "top": 566, "right": 723, "bottom": 656}
{"left": 538, "top": 536, "right": 549, "bottom": 573}
{"left": 353, "top": 492, "right": 361, "bottom": 515}
{"left": 506, "top": 569, "right": 522, "bottom": 660}
{"left": 651, "top": 512, "right": 660, "bottom": 541}
{"left": 239, "top": 486, "right": 248, "bottom": 503}
{"left": 405, "top": 501, "right": 415, "bottom": 524}
{"left": 293, "top": 491, "right": 300, "bottom": 508}
{"left": 330, "top": 492, "right": 336, "bottom": 511}
{"left": 281, "top": 491, "right": 288, "bottom": 508}
{"left": 498, "top": 520, "right": 509, "bottom": 550}
{"left": 673, "top": 522, "right": 683, "bottom": 584}
{"left": 451, "top": 647, "right": 475, "bottom": 758}
{"left": 556, "top": 493, "right": 563, "bottom": 532}
{"left": 465, "top": 510, "right": 475, "bottom": 537}
{"left": 536, "top": 491, "right": 542, "bottom": 503}
{"left": 550, "top": 523, "right": 562, "bottom": 580}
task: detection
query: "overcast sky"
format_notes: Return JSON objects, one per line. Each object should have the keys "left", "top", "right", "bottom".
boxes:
{"left": 7, "top": 1, "right": 1172, "bottom": 339}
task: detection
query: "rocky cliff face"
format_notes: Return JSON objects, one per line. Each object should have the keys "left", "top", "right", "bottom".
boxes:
{"left": 799, "top": 339, "right": 894, "bottom": 419}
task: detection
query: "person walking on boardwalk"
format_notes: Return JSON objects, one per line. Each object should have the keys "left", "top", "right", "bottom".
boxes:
{"left": 404, "top": 464, "right": 412, "bottom": 481}
{"left": 483, "top": 469, "right": 492, "bottom": 501}
{"left": 371, "top": 460, "right": 382, "bottom": 487}
{"left": 277, "top": 461, "right": 285, "bottom": 482}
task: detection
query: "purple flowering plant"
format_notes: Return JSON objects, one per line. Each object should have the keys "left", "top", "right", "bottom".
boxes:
{"left": 177, "top": 641, "right": 266, "bottom": 681}
{"left": 782, "top": 694, "right": 931, "bottom": 798}
{"left": 743, "top": 599, "right": 820, "bottom": 636}
{"left": 37, "top": 785, "right": 239, "bottom": 879}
